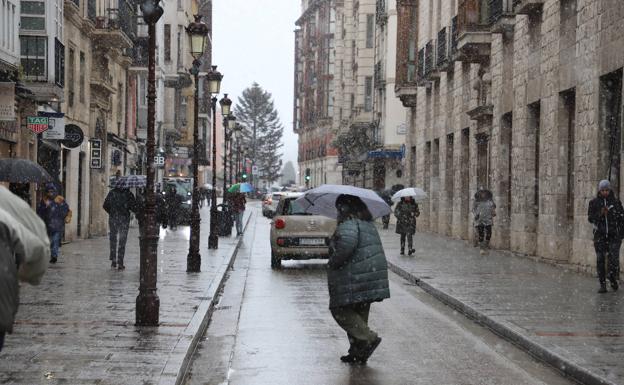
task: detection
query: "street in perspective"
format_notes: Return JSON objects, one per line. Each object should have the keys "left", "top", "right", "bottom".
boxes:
{"left": 2, "top": 0, "right": 624, "bottom": 384}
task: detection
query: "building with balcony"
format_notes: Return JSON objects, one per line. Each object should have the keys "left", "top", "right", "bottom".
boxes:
{"left": 294, "top": 0, "right": 340, "bottom": 187}
{"left": 368, "top": 0, "right": 408, "bottom": 190}
{"left": 396, "top": 0, "right": 624, "bottom": 274}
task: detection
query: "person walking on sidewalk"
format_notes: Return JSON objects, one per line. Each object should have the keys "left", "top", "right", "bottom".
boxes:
{"left": 36, "top": 184, "right": 70, "bottom": 264}
{"left": 473, "top": 189, "right": 496, "bottom": 255}
{"left": 0, "top": 186, "right": 48, "bottom": 351}
{"left": 165, "top": 186, "right": 182, "bottom": 230}
{"left": 394, "top": 197, "right": 419, "bottom": 256}
{"left": 230, "top": 192, "right": 247, "bottom": 236}
{"left": 328, "top": 194, "right": 390, "bottom": 365}
{"left": 588, "top": 180, "right": 624, "bottom": 293}
{"left": 103, "top": 186, "right": 136, "bottom": 270}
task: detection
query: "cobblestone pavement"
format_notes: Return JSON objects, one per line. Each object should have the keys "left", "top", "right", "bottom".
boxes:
{"left": 378, "top": 225, "right": 624, "bottom": 385}
{"left": 0, "top": 205, "right": 250, "bottom": 385}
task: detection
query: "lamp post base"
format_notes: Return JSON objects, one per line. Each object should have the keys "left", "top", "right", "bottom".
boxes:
{"left": 135, "top": 291, "right": 160, "bottom": 326}
{"left": 187, "top": 251, "right": 201, "bottom": 272}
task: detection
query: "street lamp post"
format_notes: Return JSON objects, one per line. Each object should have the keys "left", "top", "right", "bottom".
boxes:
{"left": 206, "top": 66, "right": 223, "bottom": 249}
{"left": 222, "top": 114, "right": 235, "bottom": 201}
{"left": 136, "top": 0, "right": 163, "bottom": 326}
{"left": 186, "top": 15, "right": 209, "bottom": 272}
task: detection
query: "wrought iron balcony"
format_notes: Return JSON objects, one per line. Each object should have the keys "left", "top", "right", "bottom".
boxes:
{"left": 424, "top": 40, "right": 434, "bottom": 77}
{"left": 417, "top": 47, "right": 425, "bottom": 81}
{"left": 437, "top": 28, "right": 448, "bottom": 70}
{"left": 513, "top": 0, "right": 544, "bottom": 14}
{"left": 456, "top": 0, "right": 492, "bottom": 63}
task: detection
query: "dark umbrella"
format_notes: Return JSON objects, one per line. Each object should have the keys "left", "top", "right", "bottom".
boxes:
{"left": 0, "top": 158, "right": 53, "bottom": 183}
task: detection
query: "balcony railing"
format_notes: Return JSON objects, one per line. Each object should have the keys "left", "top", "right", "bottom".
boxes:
{"left": 437, "top": 28, "right": 447, "bottom": 67}
{"left": 450, "top": 16, "right": 458, "bottom": 55}
{"left": 418, "top": 47, "right": 425, "bottom": 80}
{"left": 424, "top": 40, "right": 434, "bottom": 76}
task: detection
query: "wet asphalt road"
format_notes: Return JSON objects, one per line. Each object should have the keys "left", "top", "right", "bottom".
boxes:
{"left": 184, "top": 206, "right": 574, "bottom": 385}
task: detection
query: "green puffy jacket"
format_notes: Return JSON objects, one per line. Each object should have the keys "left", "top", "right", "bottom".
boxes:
{"left": 327, "top": 219, "right": 390, "bottom": 308}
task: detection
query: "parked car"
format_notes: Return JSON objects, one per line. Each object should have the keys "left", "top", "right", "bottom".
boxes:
{"left": 269, "top": 192, "right": 337, "bottom": 269}
{"left": 262, "top": 192, "right": 285, "bottom": 217}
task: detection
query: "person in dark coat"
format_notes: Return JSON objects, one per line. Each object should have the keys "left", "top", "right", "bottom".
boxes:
{"left": 165, "top": 186, "right": 182, "bottom": 230}
{"left": 394, "top": 197, "right": 419, "bottom": 255}
{"left": 328, "top": 194, "right": 391, "bottom": 364}
{"left": 103, "top": 186, "right": 136, "bottom": 269}
{"left": 588, "top": 180, "right": 624, "bottom": 293}
{"left": 36, "top": 184, "right": 70, "bottom": 264}
{"left": 0, "top": 186, "right": 48, "bottom": 351}
{"left": 230, "top": 192, "right": 247, "bottom": 236}
{"left": 473, "top": 189, "right": 496, "bottom": 254}
{"left": 377, "top": 190, "right": 393, "bottom": 229}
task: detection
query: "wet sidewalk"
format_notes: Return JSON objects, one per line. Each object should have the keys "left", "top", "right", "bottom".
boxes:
{"left": 0, "top": 206, "right": 252, "bottom": 385}
{"left": 378, "top": 226, "right": 624, "bottom": 385}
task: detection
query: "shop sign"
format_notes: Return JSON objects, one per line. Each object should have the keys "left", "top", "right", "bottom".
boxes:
{"left": 27, "top": 116, "right": 49, "bottom": 134}
{"left": 90, "top": 139, "right": 102, "bottom": 169}
{"left": 61, "top": 124, "right": 84, "bottom": 148}
{"left": 0, "top": 120, "right": 18, "bottom": 143}
{"left": 0, "top": 83, "right": 15, "bottom": 121}
{"left": 41, "top": 113, "right": 65, "bottom": 140}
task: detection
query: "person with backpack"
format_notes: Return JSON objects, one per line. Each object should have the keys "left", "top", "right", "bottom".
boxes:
{"left": 588, "top": 180, "right": 624, "bottom": 293}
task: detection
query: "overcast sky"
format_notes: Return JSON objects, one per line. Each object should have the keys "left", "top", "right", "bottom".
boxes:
{"left": 212, "top": 0, "right": 301, "bottom": 174}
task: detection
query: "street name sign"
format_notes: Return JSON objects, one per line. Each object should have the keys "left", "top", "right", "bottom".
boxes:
{"left": 27, "top": 116, "right": 48, "bottom": 134}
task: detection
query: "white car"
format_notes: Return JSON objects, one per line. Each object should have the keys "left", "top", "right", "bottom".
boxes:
{"left": 269, "top": 193, "right": 337, "bottom": 269}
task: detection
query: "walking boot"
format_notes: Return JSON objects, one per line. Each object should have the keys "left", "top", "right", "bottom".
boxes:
{"left": 408, "top": 248, "right": 415, "bottom": 256}
{"left": 479, "top": 242, "right": 487, "bottom": 256}
{"left": 611, "top": 280, "right": 619, "bottom": 291}
{"left": 598, "top": 283, "right": 608, "bottom": 293}
{"left": 356, "top": 337, "right": 382, "bottom": 364}
{"left": 400, "top": 249, "right": 405, "bottom": 255}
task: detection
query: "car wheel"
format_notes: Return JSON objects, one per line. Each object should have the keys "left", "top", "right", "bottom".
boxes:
{"left": 271, "top": 250, "right": 281, "bottom": 269}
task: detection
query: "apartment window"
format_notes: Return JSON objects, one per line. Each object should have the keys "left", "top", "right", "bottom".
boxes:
{"left": 164, "top": 24, "right": 171, "bottom": 61}
{"left": 177, "top": 25, "right": 183, "bottom": 69}
{"left": 559, "top": 90, "right": 575, "bottom": 221}
{"left": 20, "top": 35, "right": 46, "bottom": 78}
{"left": 446, "top": 134, "right": 454, "bottom": 201}
{"left": 600, "top": 70, "right": 623, "bottom": 196}
{"left": 54, "top": 38, "right": 64, "bottom": 87}
{"left": 365, "top": 14, "right": 374, "bottom": 48}
{"left": 501, "top": 112, "right": 513, "bottom": 218}
{"left": 528, "top": 101, "right": 541, "bottom": 216}
{"left": 79, "top": 51, "right": 85, "bottom": 103}
{"left": 139, "top": 75, "right": 147, "bottom": 107}
{"left": 67, "top": 47, "right": 75, "bottom": 107}
{"left": 425, "top": 141, "right": 431, "bottom": 195}
{"left": 20, "top": 0, "right": 45, "bottom": 31}
{"left": 364, "top": 76, "right": 373, "bottom": 112}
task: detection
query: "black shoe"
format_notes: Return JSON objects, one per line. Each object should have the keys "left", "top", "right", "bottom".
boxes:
{"left": 50, "top": 257, "right": 57, "bottom": 264}
{"left": 611, "top": 280, "right": 619, "bottom": 291}
{"left": 408, "top": 249, "right": 415, "bottom": 256}
{"left": 118, "top": 264, "right": 125, "bottom": 270}
{"left": 357, "top": 337, "right": 382, "bottom": 363}
{"left": 400, "top": 250, "right": 405, "bottom": 255}
{"left": 111, "top": 261, "right": 117, "bottom": 268}
{"left": 340, "top": 354, "right": 360, "bottom": 363}
{"left": 598, "top": 284, "right": 608, "bottom": 293}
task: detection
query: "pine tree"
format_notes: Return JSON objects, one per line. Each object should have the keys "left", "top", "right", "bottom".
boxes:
{"left": 281, "top": 161, "right": 297, "bottom": 185}
{"left": 234, "top": 83, "right": 284, "bottom": 184}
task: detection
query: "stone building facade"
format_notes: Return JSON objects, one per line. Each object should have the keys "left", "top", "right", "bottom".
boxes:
{"left": 398, "top": 0, "right": 624, "bottom": 273}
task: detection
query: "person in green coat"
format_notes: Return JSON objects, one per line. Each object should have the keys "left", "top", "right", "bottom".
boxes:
{"left": 394, "top": 197, "right": 420, "bottom": 255}
{"left": 328, "top": 194, "right": 391, "bottom": 364}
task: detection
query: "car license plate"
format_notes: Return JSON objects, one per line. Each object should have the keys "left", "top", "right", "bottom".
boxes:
{"left": 299, "top": 238, "right": 325, "bottom": 246}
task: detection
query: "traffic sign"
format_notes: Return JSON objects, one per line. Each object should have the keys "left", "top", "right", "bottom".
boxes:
{"left": 27, "top": 116, "right": 48, "bottom": 134}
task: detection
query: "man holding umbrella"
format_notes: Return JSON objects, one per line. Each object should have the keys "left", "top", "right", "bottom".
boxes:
{"left": 103, "top": 178, "right": 137, "bottom": 269}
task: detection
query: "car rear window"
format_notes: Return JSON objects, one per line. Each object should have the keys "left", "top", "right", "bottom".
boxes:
{"left": 272, "top": 194, "right": 282, "bottom": 200}
{"left": 282, "top": 198, "right": 310, "bottom": 215}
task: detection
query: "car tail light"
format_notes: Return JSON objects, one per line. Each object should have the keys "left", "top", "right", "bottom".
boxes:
{"left": 277, "top": 238, "right": 286, "bottom": 246}
{"left": 275, "top": 218, "right": 286, "bottom": 229}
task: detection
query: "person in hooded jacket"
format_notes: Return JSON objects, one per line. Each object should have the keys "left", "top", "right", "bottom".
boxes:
{"left": 588, "top": 180, "right": 624, "bottom": 293}
{"left": 473, "top": 189, "right": 496, "bottom": 253}
{"left": 36, "top": 184, "right": 70, "bottom": 264}
{"left": 103, "top": 186, "right": 136, "bottom": 269}
{"left": 328, "top": 194, "right": 391, "bottom": 364}
{"left": 0, "top": 185, "right": 49, "bottom": 351}
{"left": 394, "top": 197, "right": 419, "bottom": 255}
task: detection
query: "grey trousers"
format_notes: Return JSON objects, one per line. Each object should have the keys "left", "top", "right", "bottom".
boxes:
{"left": 330, "top": 302, "right": 377, "bottom": 354}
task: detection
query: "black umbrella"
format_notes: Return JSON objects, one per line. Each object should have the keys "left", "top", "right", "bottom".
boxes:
{"left": 0, "top": 158, "right": 54, "bottom": 183}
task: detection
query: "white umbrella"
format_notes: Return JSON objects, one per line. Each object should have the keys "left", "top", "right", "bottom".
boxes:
{"left": 294, "top": 184, "right": 391, "bottom": 219}
{"left": 391, "top": 187, "right": 428, "bottom": 203}
{"left": 202, "top": 183, "right": 213, "bottom": 189}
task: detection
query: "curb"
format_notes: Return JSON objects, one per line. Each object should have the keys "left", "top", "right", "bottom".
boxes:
{"left": 387, "top": 261, "right": 617, "bottom": 385}
{"left": 158, "top": 211, "right": 254, "bottom": 385}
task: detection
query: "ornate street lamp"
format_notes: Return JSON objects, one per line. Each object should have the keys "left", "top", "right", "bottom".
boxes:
{"left": 223, "top": 114, "right": 236, "bottom": 202}
{"left": 186, "top": 14, "right": 209, "bottom": 272}
{"left": 136, "top": 0, "right": 163, "bottom": 326}
{"left": 207, "top": 66, "right": 223, "bottom": 249}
